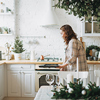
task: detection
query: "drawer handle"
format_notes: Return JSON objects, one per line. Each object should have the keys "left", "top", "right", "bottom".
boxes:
{"left": 37, "top": 72, "right": 45, "bottom": 74}
{"left": 37, "top": 72, "right": 57, "bottom": 75}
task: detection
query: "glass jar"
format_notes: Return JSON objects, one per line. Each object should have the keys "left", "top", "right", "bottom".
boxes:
{"left": 25, "top": 52, "right": 30, "bottom": 60}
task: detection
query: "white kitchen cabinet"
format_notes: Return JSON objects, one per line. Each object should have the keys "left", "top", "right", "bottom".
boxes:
{"left": 88, "top": 64, "right": 100, "bottom": 84}
{"left": 93, "top": 64, "right": 100, "bottom": 85}
{"left": 0, "top": 65, "right": 4, "bottom": 100}
{"left": 8, "top": 71, "right": 21, "bottom": 96}
{"left": 7, "top": 64, "right": 35, "bottom": 97}
{"left": 88, "top": 64, "right": 94, "bottom": 83}
{"left": 22, "top": 71, "right": 35, "bottom": 97}
{"left": 81, "top": 17, "right": 100, "bottom": 36}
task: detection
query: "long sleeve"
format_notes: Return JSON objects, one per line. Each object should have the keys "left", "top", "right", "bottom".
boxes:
{"left": 65, "top": 39, "right": 78, "bottom": 65}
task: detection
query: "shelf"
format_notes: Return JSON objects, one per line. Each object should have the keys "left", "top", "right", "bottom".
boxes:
{"left": 20, "top": 35, "right": 46, "bottom": 38}
{"left": 0, "top": 34, "right": 13, "bottom": 36}
{"left": 0, "top": 13, "right": 12, "bottom": 15}
{"left": 83, "top": 33, "right": 100, "bottom": 37}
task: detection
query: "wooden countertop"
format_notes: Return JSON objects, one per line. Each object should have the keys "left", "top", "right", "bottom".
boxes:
{"left": 0, "top": 60, "right": 100, "bottom": 65}
{"left": 87, "top": 60, "right": 100, "bottom": 64}
{"left": 0, "top": 60, "right": 63, "bottom": 65}
{"left": 0, "top": 62, "right": 5, "bottom": 65}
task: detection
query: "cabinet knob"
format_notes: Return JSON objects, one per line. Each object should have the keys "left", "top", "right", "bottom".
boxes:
{"left": 19, "top": 72, "right": 21, "bottom": 74}
{"left": 21, "top": 67, "right": 23, "bottom": 69}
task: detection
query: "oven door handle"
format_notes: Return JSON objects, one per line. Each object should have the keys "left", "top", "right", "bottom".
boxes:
{"left": 37, "top": 72, "right": 57, "bottom": 75}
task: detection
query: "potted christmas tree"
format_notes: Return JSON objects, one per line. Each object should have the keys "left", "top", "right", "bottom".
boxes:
{"left": 13, "top": 37, "right": 25, "bottom": 61}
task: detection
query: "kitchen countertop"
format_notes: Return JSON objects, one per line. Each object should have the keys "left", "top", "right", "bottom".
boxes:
{"left": 0, "top": 62, "right": 5, "bottom": 65}
{"left": 0, "top": 60, "right": 100, "bottom": 65}
{"left": 0, "top": 60, "right": 63, "bottom": 65}
{"left": 87, "top": 60, "right": 100, "bottom": 64}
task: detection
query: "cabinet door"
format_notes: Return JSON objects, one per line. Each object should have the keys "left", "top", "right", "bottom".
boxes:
{"left": 21, "top": 71, "right": 35, "bottom": 97}
{"left": 0, "top": 65, "right": 4, "bottom": 100}
{"left": 81, "top": 18, "right": 100, "bottom": 36}
{"left": 8, "top": 71, "right": 21, "bottom": 96}
{"left": 94, "top": 64, "right": 100, "bottom": 85}
{"left": 88, "top": 64, "right": 94, "bottom": 83}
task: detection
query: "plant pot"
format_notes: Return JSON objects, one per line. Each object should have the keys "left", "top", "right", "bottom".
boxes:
{"left": 14, "top": 53, "right": 21, "bottom": 61}
{"left": 4, "top": 31, "right": 8, "bottom": 34}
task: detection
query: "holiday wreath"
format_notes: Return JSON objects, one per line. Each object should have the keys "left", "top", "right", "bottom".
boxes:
{"left": 51, "top": 79, "right": 100, "bottom": 100}
{"left": 86, "top": 45, "right": 100, "bottom": 57}
{"left": 54, "top": 0, "right": 100, "bottom": 22}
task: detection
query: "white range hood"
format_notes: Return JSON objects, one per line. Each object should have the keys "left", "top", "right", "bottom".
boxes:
{"left": 41, "top": 0, "right": 59, "bottom": 27}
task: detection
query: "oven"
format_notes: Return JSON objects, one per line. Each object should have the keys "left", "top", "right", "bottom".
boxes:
{"left": 35, "top": 64, "right": 60, "bottom": 92}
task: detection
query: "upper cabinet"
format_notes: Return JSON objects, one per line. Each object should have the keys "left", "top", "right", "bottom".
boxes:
{"left": 0, "top": 0, "right": 15, "bottom": 35}
{"left": 81, "top": 17, "right": 100, "bottom": 36}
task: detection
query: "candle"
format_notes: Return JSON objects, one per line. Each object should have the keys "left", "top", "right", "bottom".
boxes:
{"left": 67, "top": 74, "right": 73, "bottom": 88}
{"left": 77, "top": 57, "right": 79, "bottom": 79}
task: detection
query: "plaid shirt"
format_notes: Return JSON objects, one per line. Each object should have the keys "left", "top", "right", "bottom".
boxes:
{"left": 64, "top": 39, "right": 88, "bottom": 71}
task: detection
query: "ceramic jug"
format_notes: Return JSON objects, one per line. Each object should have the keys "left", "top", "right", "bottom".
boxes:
{"left": 98, "top": 51, "right": 100, "bottom": 61}
{"left": 30, "top": 50, "right": 35, "bottom": 60}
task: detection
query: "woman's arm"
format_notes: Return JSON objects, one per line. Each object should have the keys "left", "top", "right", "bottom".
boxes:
{"left": 57, "top": 63, "right": 68, "bottom": 68}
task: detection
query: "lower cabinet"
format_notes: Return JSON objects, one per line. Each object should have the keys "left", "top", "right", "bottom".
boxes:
{"left": 93, "top": 64, "right": 100, "bottom": 85}
{"left": 0, "top": 65, "right": 4, "bottom": 100}
{"left": 8, "top": 71, "right": 21, "bottom": 97}
{"left": 7, "top": 64, "right": 35, "bottom": 97}
{"left": 88, "top": 64, "right": 94, "bottom": 83}
{"left": 88, "top": 64, "right": 100, "bottom": 84}
{"left": 22, "top": 71, "right": 35, "bottom": 97}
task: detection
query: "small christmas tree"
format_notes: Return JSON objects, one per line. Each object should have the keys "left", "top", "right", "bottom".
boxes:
{"left": 13, "top": 37, "right": 25, "bottom": 53}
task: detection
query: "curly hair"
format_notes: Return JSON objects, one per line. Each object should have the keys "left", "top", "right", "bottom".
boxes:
{"left": 60, "top": 25, "right": 77, "bottom": 45}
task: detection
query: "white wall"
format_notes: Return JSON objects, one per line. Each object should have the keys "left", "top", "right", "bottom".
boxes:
{"left": 0, "top": 0, "right": 100, "bottom": 59}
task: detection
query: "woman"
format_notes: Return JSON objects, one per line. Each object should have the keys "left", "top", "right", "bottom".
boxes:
{"left": 58, "top": 25, "right": 88, "bottom": 71}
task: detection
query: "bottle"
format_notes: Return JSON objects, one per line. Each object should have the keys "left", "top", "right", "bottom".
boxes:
{"left": 2, "top": 51, "right": 5, "bottom": 60}
{"left": 25, "top": 52, "right": 30, "bottom": 60}
{"left": 30, "top": 50, "right": 35, "bottom": 60}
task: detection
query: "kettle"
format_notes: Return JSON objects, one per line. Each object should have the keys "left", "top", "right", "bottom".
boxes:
{"left": 30, "top": 50, "right": 35, "bottom": 60}
{"left": 40, "top": 55, "right": 44, "bottom": 60}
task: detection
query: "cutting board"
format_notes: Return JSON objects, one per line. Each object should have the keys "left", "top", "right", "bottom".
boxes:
{"left": 80, "top": 37, "right": 85, "bottom": 50}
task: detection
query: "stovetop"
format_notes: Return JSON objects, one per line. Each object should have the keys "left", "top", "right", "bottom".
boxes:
{"left": 35, "top": 64, "right": 60, "bottom": 71}
{"left": 37, "top": 57, "right": 60, "bottom": 62}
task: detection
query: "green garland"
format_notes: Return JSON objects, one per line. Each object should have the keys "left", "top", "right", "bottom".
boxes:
{"left": 54, "top": 0, "right": 100, "bottom": 22}
{"left": 51, "top": 79, "right": 100, "bottom": 100}
{"left": 86, "top": 45, "right": 100, "bottom": 57}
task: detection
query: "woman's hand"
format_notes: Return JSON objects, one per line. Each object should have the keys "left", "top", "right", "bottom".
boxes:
{"left": 57, "top": 64, "right": 68, "bottom": 68}
{"left": 60, "top": 68, "right": 64, "bottom": 71}
{"left": 57, "top": 64, "right": 68, "bottom": 71}
{"left": 57, "top": 65, "right": 65, "bottom": 68}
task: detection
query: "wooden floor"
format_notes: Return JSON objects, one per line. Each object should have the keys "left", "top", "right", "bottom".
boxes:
{"left": 3, "top": 97, "right": 34, "bottom": 100}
